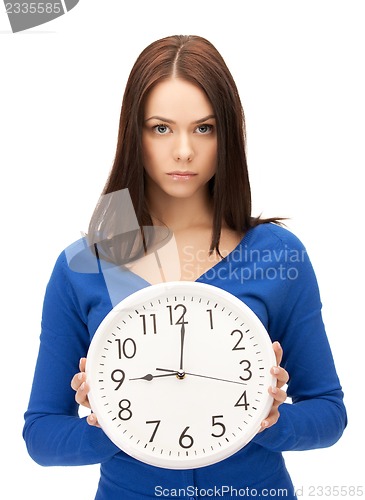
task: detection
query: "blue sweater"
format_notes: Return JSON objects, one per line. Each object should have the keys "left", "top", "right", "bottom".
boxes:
{"left": 23, "top": 224, "right": 347, "bottom": 499}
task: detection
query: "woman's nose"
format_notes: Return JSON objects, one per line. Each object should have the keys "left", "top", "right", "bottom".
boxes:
{"left": 173, "top": 133, "right": 194, "bottom": 162}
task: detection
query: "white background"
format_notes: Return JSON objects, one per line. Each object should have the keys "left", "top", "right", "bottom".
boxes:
{"left": 1, "top": 1, "right": 364, "bottom": 498}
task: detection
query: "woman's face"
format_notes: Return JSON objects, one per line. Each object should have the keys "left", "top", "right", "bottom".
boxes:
{"left": 142, "top": 78, "right": 217, "bottom": 201}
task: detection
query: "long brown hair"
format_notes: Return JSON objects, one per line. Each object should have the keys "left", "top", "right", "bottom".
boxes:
{"left": 88, "top": 35, "right": 282, "bottom": 263}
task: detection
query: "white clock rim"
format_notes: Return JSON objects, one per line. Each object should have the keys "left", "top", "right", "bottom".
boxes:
{"left": 86, "top": 281, "right": 276, "bottom": 469}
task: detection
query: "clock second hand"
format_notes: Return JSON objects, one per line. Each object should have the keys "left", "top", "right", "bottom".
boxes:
{"left": 155, "top": 368, "right": 247, "bottom": 386}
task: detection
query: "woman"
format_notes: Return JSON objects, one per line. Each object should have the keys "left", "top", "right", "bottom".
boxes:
{"left": 23, "top": 35, "right": 346, "bottom": 499}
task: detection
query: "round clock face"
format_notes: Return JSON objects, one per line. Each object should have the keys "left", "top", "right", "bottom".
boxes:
{"left": 86, "top": 281, "right": 276, "bottom": 469}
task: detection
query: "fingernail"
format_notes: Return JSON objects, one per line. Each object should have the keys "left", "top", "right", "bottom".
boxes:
{"left": 262, "top": 420, "right": 269, "bottom": 428}
{"left": 78, "top": 373, "right": 83, "bottom": 380}
{"left": 89, "top": 414, "right": 94, "bottom": 422}
{"left": 80, "top": 382, "right": 85, "bottom": 391}
{"left": 272, "top": 366, "right": 280, "bottom": 375}
{"left": 271, "top": 386, "right": 278, "bottom": 394}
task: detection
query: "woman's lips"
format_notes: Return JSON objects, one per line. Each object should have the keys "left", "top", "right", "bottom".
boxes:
{"left": 167, "top": 171, "right": 197, "bottom": 180}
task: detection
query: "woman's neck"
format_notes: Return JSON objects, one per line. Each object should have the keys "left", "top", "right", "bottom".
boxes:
{"left": 146, "top": 189, "right": 213, "bottom": 232}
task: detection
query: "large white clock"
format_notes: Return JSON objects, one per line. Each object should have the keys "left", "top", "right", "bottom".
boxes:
{"left": 86, "top": 281, "right": 276, "bottom": 469}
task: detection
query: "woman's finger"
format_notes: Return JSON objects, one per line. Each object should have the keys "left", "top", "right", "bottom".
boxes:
{"left": 271, "top": 365, "right": 289, "bottom": 389}
{"left": 269, "top": 386, "right": 287, "bottom": 404}
{"left": 79, "top": 357, "right": 87, "bottom": 373}
{"left": 70, "top": 371, "right": 85, "bottom": 391}
{"left": 272, "top": 341, "right": 283, "bottom": 366}
{"left": 260, "top": 406, "right": 280, "bottom": 430}
{"left": 71, "top": 358, "right": 87, "bottom": 392}
{"left": 87, "top": 413, "right": 101, "bottom": 428}
{"left": 75, "top": 381, "right": 91, "bottom": 408}
{"left": 259, "top": 374, "right": 288, "bottom": 432}
{"left": 260, "top": 391, "right": 286, "bottom": 430}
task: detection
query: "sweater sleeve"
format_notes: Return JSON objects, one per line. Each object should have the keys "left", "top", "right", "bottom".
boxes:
{"left": 23, "top": 252, "right": 121, "bottom": 466}
{"left": 252, "top": 228, "right": 347, "bottom": 452}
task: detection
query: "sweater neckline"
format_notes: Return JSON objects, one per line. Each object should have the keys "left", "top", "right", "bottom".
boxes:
{"left": 123, "top": 227, "right": 255, "bottom": 287}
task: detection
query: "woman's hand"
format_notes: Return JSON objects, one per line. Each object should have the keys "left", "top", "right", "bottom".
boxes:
{"left": 259, "top": 341, "right": 289, "bottom": 431}
{"left": 70, "top": 357, "right": 100, "bottom": 427}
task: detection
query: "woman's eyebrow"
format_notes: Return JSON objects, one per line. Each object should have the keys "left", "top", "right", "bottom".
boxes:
{"left": 194, "top": 114, "right": 216, "bottom": 124}
{"left": 145, "top": 114, "right": 216, "bottom": 124}
{"left": 145, "top": 116, "right": 176, "bottom": 124}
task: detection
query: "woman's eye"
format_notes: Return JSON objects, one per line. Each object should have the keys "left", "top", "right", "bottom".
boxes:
{"left": 153, "top": 124, "right": 170, "bottom": 134}
{"left": 196, "top": 124, "right": 213, "bottom": 134}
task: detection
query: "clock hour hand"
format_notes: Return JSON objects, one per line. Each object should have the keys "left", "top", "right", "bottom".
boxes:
{"left": 155, "top": 368, "right": 247, "bottom": 386}
{"left": 129, "top": 372, "right": 178, "bottom": 382}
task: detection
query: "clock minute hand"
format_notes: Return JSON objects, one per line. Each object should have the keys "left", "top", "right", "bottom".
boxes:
{"left": 179, "top": 323, "right": 186, "bottom": 371}
{"left": 155, "top": 368, "right": 247, "bottom": 386}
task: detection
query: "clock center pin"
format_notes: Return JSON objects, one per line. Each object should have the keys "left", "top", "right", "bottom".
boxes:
{"left": 176, "top": 371, "right": 186, "bottom": 380}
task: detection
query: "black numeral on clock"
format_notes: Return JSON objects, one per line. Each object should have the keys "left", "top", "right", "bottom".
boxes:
{"left": 167, "top": 304, "right": 188, "bottom": 326}
{"left": 118, "top": 399, "right": 132, "bottom": 420}
{"left": 239, "top": 360, "right": 252, "bottom": 381}
{"left": 115, "top": 338, "right": 137, "bottom": 359}
{"left": 231, "top": 329, "right": 246, "bottom": 350}
{"left": 234, "top": 390, "right": 250, "bottom": 411}
{"left": 211, "top": 415, "right": 226, "bottom": 437}
{"left": 140, "top": 313, "right": 157, "bottom": 334}
{"left": 146, "top": 420, "right": 161, "bottom": 442}
{"left": 206, "top": 309, "right": 214, "bottom": 329}
{"left": 111, "top": 369, "right": 125, "bottom": 390}
{"left": 179, "top": 426, "right": 194, "bottom": 448}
